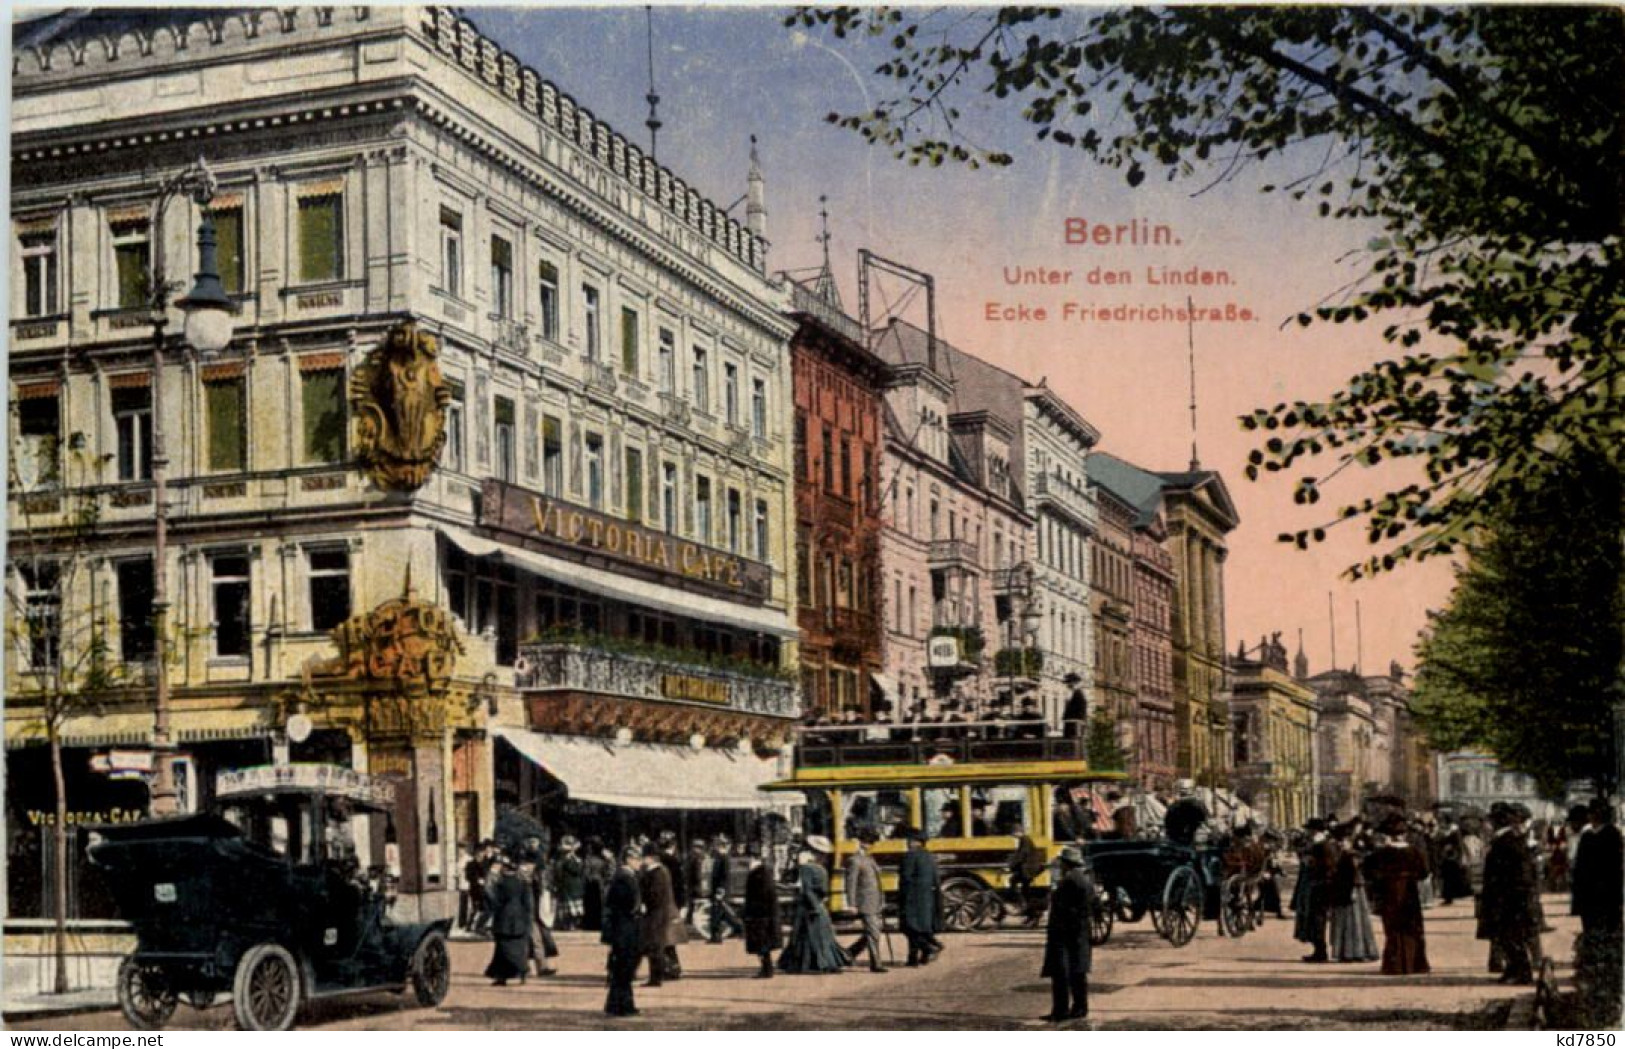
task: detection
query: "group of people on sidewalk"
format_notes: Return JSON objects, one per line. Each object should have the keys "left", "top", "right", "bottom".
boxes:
{"left": 1291, "top": 798, "right": 1623, "bottom": 985}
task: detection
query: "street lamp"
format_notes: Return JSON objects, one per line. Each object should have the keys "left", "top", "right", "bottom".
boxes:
{"left": 148, "top": 157, "right": 236, "bottom": 815}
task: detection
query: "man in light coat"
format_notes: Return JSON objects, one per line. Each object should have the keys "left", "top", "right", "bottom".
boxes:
{"left": 844, "top": 828, "right": 889, "bottom": 972}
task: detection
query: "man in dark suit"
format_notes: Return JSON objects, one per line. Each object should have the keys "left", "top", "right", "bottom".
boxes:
{"left": 707, "top": 835, "right": 745, "bottom": 944}
{"left": 1574, "top": 797, "right": 1624, "bottom": 936}
{"left": 602, "top": 846, "right": 643, "bottom": 1017}
{"left": 742, "top": 844, "right": 782, "bottom": 978}
{"left": 844, "top": 828, "right": 888, "bottom": 972}
{"left": 638, "top": 841, "right": 679, "bottom": 986}
{"left": 1302, "top": 817, "right": 1340, "bottom": 962}
{"left": 898, "top": 827, "right": 943, "bottom": 966}
{"left": 1481, "top": 802, "right": 1537, "bottom": 984}
{"left": 657, "top": 834, "right": 686, "bottom": 979}
{"left": 1042, "top": 846, "right": 1094, "bottom": 1022}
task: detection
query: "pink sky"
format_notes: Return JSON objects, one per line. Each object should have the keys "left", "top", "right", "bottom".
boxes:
{"left": 493, "top": 7, "right": 1461, "bottom": 678}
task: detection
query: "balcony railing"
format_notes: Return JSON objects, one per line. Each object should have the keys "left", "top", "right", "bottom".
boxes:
{"left": 1031, "top": 472, "right": 1095, "bottom": 523}
{"left": 928, "top": 538, "right": 979, "bottom": 569}
{"left": 796, "top": 721, "right": 1086, "bottom": 768}
{"left": 516, "top": 641, "right": 798, "bottom": 719}
{"left": 584, "top": 359, "right": 619, "bottom": 394}
{"left": 992, "top": 564, "right": 1032, "bottom": 596}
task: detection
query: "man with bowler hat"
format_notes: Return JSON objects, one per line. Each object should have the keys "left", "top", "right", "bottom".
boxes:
{"left": 898, "top": 826, "right": 944, "bottom": 966}
{"left": 1043, "top": 845, "right": 1094, "bottom": 1022}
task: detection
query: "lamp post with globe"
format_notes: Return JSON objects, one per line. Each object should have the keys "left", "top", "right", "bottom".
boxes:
{"left": 147, "top": 157, "right": 237, "bottom": 815}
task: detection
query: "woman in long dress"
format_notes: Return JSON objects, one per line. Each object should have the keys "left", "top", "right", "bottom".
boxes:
{"left": 483, "top": 854, "right": 534, "bottom": 985}
{"left": 1328, "top": 822, "right": 1380, "bottom": 962}
{"left": 1364, "top": 816, "right": 1432, "bottom": 974}
{"left": 778, "top": 847, "right": 848, "bottom": 974}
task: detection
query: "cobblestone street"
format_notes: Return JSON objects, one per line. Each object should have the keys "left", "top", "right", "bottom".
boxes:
{"left": 9, "top": 894, "right": 1577, "bottom": 1030}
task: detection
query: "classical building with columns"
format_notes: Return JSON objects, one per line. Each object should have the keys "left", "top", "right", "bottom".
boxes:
{"left": 1089, "top": 452, "right": 1237, "bottom": 787}
{"left": 6, "top": 6, "right": 800, "bottom": 962}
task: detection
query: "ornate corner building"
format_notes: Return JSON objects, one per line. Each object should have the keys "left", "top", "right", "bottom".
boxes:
{"left": 6, "top": 7, "right": 801, "bottom": 932}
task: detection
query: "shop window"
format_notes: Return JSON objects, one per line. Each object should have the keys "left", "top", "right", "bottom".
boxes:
{"left": 308, "top": 548, "right": 351, "bottom": 632}
{"left": 112, "top": 384, "right": 153, "bottom": 482}
{"left": 297, "top": 192, "right": 344, "bottom": 283}
{"left": 301, "top": 367, "right": 346, "bottom": 464}
{"left": 116, "top": 558, "right": 155, "bottom": 663}
{"left": 210, "top": 553, "right": 251, "bottom": 659}
{"left": 205, "top": 374, "right": 247, "bottom": 472}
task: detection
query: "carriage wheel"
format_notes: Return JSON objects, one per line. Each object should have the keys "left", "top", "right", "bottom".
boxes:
{"left": 1219, "top": 874, "right": 1248, "bottom": 938}
{"left": 117, "top": 958, "right": 177, "bottom": 1031}
{"left": 1090, "top": 886, "right": 1114, "bottom": 946}
{"left": 232, "top": 943, "right": 302, "bottom": 1031}
{"left": 941, "top": 877, "right": 987, "bottom": 932}
{"left": 410, "top": 930, "right": 451, "bottom": 1007}
{"left": 1160, "top": 866, "right": 1202, "bottom": 947}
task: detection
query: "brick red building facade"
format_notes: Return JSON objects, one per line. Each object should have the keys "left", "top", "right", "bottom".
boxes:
{"left": 789, "top": 283, "right": 888, "bottom": 717}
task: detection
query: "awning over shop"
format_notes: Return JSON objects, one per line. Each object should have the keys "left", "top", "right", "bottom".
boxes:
{"left": 439, "top": 526, "right": 797, "bottom": 639}
{"left": 493, "top": 725, "right": 802, "bottom": 810}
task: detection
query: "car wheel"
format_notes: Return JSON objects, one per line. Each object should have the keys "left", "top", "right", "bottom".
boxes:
{"left": 117, "top": 958, "right": 177, "bottom": 1031}
{"left": 232, "top": 943, "right": 302, "bottom": 1031}
{"left": 410, "top": 930, "right": 452, "bottom": 1007}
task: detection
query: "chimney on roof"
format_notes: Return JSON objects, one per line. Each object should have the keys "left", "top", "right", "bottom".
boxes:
{"left": 746, "top": 135, "right": 766, "bottom": 240}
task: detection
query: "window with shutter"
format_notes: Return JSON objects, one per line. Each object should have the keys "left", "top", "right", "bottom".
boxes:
{"left": 205, "top": 377, "right": 247, "bottom": 472}
{"left": 301, "top": 368, "right": 346, "bottom": 463}
{"left": 297, "top": 194, "right": 343, "bottom": 283}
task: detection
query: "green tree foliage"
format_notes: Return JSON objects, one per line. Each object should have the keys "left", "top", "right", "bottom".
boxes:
{"left": 787, "top": 6, "right": 1623, "bottom": 577}
{"left": 1411, "top": 450, "right": 1623, "bottom": 795}
{"left": 1086, "top": 706, "right": 1127, "bottom": 772}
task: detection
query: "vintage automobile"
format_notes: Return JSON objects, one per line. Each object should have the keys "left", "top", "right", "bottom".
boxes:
{"left": 88, "top": 764, "right": 452, "bottom": 1031}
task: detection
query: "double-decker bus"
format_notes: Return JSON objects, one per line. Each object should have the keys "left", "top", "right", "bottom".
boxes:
{"left": 764, "top": 722, "right": 1126, "bottom": 927}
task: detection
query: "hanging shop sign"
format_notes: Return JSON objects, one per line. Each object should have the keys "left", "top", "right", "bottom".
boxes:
{"left": 927, "top": 636, "right": 962, "bottom": 668}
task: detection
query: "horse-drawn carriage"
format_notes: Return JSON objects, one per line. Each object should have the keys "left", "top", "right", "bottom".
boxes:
{"left": 1083, "top": 798, "right": 1264, "bottom": 946}
{"left": 88, "top": 765, "right": 451, "bottom": 1031}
